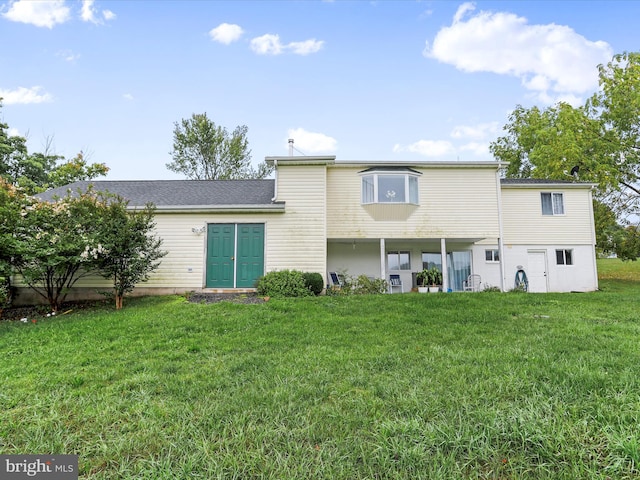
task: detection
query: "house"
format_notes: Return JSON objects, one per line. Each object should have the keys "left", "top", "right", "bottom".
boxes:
{"left": 24, "top": 156, "right": 597, "bottom": 303}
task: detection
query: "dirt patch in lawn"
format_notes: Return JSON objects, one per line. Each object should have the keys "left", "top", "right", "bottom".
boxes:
{"left": 187, "top": 292, "right": 267, "bottom": 305}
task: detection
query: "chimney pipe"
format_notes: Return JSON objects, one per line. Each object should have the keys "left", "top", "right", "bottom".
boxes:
{"left": 288, "top": 138, "right": 294, "bottom": 156}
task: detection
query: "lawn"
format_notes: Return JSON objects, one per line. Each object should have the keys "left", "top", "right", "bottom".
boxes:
{"left": 1, "top": 259, "right": 639, "bottom": 479}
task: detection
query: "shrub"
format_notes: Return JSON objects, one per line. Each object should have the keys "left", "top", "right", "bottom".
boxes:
{"left": 256, "top": 270, "right": 314, "bottom": 297}
{"left": 327, "top": 272, "right": 388, "bottom": 296}
{"left": 303, "top": 272, "right": 324, "bottom": 295}
{"left": 0, "top": 278, "right": 11, "bottom": 311}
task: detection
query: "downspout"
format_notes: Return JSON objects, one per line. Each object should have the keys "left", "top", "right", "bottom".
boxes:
{"left": 495, "top": 169, "right": 506, "bottom": 292}
{"left": 587, "top": 185, "right": 598, "bottom": 290}
{"left": 270, "top": 159, "right": 278, "bottom": 202}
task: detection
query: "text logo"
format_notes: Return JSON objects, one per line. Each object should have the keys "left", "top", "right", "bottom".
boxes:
{"left": 1, "top": 456, "right": 78, "bottom": 479}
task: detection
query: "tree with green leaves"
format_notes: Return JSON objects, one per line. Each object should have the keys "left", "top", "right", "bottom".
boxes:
{"left": 490, "top": 51, "right": 640, "bottom": 258}
{"left": 1, "top": 100, "right": 109, "bottom": 193}
{"left": 13, "top": 190, "right": 105, "bottom": 311}
{"left": 166, "top": 112, "right": 272, "bottom": 179}
{"left": 93, "top": 195, "right": 166, "bottom": 310}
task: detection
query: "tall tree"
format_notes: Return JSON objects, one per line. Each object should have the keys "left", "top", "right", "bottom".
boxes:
{"left": 588, "top": 51, "right": 640, "bottom": 219}
{"left": 1, "top": 100, "right": 109, "bottom": 193}
{"left": 490, "top": 51, "right": 640, "bottom": 256}
{"left": 166, "top": 113, "right": 272, "bottom": 179}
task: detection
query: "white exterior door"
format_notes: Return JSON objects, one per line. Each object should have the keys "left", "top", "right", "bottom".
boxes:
{"left": 527, "top": 251, "right": 548, "bottom": 293}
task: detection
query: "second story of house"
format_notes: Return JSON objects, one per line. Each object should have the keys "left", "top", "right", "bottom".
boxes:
{"left": 267, "top": 155, "right": 596, "bottom": 246}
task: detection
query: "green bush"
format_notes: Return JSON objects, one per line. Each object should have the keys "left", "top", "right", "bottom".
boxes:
{"left": 256, "top": 270, "right": 314, "bottom": 297}
{"left": 303, "top": 272, "right": 324, "bottom": 295}
{"left": 0, "top": 278, "right": 11, "bottom": 310}
{"left": 327, "top": 273, "right": 388, "bottom": 296}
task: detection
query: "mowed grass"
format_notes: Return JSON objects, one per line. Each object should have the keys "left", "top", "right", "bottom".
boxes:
{"left": 0, "top": 259, "right": 639, "bottom": 479}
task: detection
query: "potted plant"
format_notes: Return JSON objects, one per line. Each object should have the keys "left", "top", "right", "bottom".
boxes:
{"left": 426, "top": 266, "right": 443, "bottom": 293}
{"left": 416, "top": 269, "right": 430, "bottom": 293}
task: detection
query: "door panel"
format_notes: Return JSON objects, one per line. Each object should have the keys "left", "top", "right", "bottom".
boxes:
{"left": 206, "top": 224, "right": 235, "bottom": 288}
{"left": 527, "top": 251, "right": 548, "bottom": 293}
{"left": 236, "top": 224, "right": 264, "bottom": 288}
{"left": 206, "top": 223, "right": 264, "bottom": 288}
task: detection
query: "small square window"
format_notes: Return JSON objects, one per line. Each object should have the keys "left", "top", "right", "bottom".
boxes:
{"left": 542, "top": 192, "right": 565, "bottom": 215}
{"left": 556, "top": 249, "right": 573, "bottom": 265}
{"left": 485, "top": 249, "right": 500, "bottom": 262}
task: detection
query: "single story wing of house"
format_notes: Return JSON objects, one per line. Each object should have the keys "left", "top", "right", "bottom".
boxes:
{"left": 29, "top": 156, "right": 598, "bottom": 301}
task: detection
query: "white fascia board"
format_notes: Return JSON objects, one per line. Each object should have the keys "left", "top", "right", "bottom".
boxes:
{"left": 128, "top": 204, "right": 286, "bottom": 213}
{"left": 331, "top": 160, "right": 508, "bottom": 169}
{"left": 265, "top": 156, "right": 336, "bottom": 166}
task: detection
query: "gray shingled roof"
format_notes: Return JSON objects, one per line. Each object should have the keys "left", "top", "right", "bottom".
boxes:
{"left": 37, "top": 180, "right": 277, "bottom": 208}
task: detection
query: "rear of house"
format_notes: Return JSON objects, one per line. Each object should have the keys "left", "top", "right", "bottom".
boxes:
{"left": 15, "top": 156, "right": 598, "bottom": 304}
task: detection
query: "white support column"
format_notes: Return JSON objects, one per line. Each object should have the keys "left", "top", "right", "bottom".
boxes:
{"left": 380, "top": 238, "right": 386, "bottom": 282}
{"left": 440, "top": 238, "right": 448, "bottom": 292}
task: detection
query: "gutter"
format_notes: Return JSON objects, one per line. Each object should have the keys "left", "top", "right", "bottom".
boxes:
{"left": 131, "top": 204, "right": 286, "bottom": 214}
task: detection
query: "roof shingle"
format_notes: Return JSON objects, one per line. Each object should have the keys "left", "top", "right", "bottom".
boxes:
{"left": 37, "top": 180, "right": 276, "bottom": 207}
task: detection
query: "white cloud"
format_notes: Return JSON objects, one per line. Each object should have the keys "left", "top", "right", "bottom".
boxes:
{"left": 250, "top": 34, "right": 283, "bottom": 55}
{"left": 209, "top": 23, "right": 244, "bottom": 44}
{"left": 393, "top": 140, "right": 456, "bottom": 157}
{"left": 0, "top": 86, "right": 53, "bottom": 104}
{"left": 2, "top": 0, "right": 70, "bottom": 28}
{"left": 424, "top": 2, "right": 613, "bottom": 104}
{"left": 123, "top": 93, "right": 134, "bottom": 101}
{"left": 287, "top": 39, "right": 324, "bottom": 55}
{"left": 450, "top": 121, "right": 500, "bottom": 140}
{"left": 287, "top": 128, "right": 337, "bottom": 153}
{"left": 7, "top": 127, "right": 21, "bottom": 137}
{"left": 80, "top": 0, "right": 115, "bottom": 24}
{"left": 250, "top": 34, "right": 324, "bottom": 56}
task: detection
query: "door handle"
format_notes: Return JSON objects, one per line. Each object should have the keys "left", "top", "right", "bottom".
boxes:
{"left": 231, "top": 257, "right": 235, "bottom": 261}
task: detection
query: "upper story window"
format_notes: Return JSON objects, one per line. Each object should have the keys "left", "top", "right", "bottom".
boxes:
{"left": 541, "top": 192, "right": 564, "bottom": 215}
{"left": 361, "top": 169, "right": 420, "bottom": 204}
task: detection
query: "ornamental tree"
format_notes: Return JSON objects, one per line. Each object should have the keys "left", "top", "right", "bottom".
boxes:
{"left": 93, "top": 195, "right": 166, "bottom": 309}
{"left": 14, "top": 190, "right": 105, "bottom": 311}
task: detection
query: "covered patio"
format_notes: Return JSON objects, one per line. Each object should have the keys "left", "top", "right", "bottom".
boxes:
{"left": 326, "top": 237, "right": 502, "bottom": 292}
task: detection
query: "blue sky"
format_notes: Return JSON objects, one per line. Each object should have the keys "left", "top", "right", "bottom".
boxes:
{"left": 1, "top": 0, "right": 639, "bottom": 180}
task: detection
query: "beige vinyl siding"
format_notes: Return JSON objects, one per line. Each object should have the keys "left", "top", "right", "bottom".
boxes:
{"left": 269, "top": 164, "right": 327, "bottom": 274}
{"left": 502, "top": 187, "right": 594, "bottom": 244}
{"left": 327, "top": 166, "right": 500, "bottom": 239}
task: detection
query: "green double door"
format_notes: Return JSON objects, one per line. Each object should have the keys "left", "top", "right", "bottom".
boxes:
{"left": 206, "top": 224, "right": 264, "bottom": 288}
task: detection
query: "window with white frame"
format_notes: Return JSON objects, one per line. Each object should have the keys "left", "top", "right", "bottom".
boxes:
{"left": 541, "top": 192, "right": 564, "bottom": 215}
{"left": 556, "top": 249, "right": 573, "bottom": 265}
{"left": 361, "top": 171, "right": 419, "bottom": 204}
{"left": 485, "top": 249, "right": 500, "bottom": 262}
{"left": 388, "top": 251, "right": 411, "bottom": 270}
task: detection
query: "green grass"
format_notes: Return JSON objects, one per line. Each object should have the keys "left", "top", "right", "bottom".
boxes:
{"left": 1, "top": 260, "right": 639, "bottom": 479}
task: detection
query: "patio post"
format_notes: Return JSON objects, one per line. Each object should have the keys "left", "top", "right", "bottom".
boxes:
{"left": 441, "top": 238, "right": 448, "bottom": 291}
{"left": 380, "top": 238, "right": 386, "bottom": 282}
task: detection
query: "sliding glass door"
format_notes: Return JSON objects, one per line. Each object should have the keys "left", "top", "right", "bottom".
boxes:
{"left": 422, "top": 251, "right": 471, "bottom": 291}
